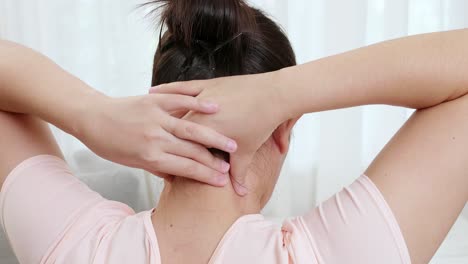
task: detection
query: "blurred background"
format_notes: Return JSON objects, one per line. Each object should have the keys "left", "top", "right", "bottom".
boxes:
{"left": 0, "top": 0, "right": 467, "bottom": 263}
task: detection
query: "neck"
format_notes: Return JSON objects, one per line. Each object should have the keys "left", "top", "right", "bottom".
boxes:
{"left": 152, "top": 177, "right": 261, "bottom": 263}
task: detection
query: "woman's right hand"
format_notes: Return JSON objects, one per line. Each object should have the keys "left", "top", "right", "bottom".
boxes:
{"left": 150, "top": 72, "right": 290, "bottom": 195}
{"left": 77, "top": 93, "right": 238, "bottom": 186}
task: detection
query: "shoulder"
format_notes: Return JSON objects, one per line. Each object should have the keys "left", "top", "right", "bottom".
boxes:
{"left": 282, "top": 216, "right": 320, "bottom": 263}
{"left": 63, "top": 209, "right": 159, "bottom": 264}
{"left": 210, "top": 215, "right": 288, "bottom": 264}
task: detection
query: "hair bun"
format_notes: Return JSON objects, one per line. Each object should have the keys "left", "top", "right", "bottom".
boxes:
{"left": 149, "top": 0, "right": 296, "bottom": 86}
{"left": 156, "top": 0, "right": 255, "bottom": 47}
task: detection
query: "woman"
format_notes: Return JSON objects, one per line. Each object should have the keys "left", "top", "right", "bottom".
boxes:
{"left": 154, "top": 8, "right": 468, "bottom": 264}
{"left": 0, "top": 1, "right": 466, "bottom": 264}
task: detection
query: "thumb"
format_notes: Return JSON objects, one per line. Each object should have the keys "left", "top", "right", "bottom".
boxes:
{"left": 230, "top": 153, "right": 255, "bottom": 196}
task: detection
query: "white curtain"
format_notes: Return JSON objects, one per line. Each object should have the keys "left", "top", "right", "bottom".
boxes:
{"left": 0, "top": 0, "right": 467, "bottom": 263}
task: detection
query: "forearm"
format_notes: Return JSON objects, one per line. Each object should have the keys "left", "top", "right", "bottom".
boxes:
{"left": 0, "top": 40, "right": 106, "bottom": 135}
{"left": 276, "top": 29, "right": 468, "bottom": 117}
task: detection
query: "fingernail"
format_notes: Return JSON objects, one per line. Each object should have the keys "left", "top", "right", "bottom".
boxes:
{"left": 201, "top": 101, "right": 219, "bottom": 111}
{"left": 215, "top": 174, "right": 229, "bottom": 185}
{"left": 220, "top": 161, "right": 230, "bottom": 173}
{"left": 226, "top": 140, "right": 237, "bottom": 153}
{"left": 235, "top": 183, "right": 248, "bottom": 196}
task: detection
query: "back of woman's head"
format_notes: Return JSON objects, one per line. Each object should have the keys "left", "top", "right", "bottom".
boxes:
{"left": 149, "top": 0, "right": 296, "bottom": 85}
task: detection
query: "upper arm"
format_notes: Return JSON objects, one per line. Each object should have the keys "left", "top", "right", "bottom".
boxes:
{"left": 0, "top": 111, "right": 62, "bottom": 189}
{"left": 296, "top": 175, "right": 412, "bottom": 264}
{"left": 365, "top": 95, "right": 468, "bottom": 263}
{"left": 0, "top": 111, "right": 134, "bottom": 263}
{"left": 296, "top": 95, "right": 468, "bottom": 264}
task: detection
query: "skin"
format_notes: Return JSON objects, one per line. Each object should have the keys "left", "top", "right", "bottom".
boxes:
{"left": 0, "top": 40, "right": 238, "bottom": 189}
{"left": 153, "top": 118, "right": 298, "bottom": 264}
{"left": 153, "top": 29, "right": 468, "bottom": 264}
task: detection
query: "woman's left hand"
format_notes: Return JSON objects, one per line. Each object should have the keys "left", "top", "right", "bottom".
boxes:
{"left": 77, "top": 93, "right": 237, "bottom": 186}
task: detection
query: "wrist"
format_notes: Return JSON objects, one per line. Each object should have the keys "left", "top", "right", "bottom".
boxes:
{"left": 250, "top": 70, "right": 291, "bottom": 131}
{"left": 65, "top": 86, "right": 109, "bottom": 139}
{"left": 268, "top": 68, "right": 296, "bottom": 121}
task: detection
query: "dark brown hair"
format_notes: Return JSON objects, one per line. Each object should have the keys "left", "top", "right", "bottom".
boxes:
{"left": 148, "top": 0, "right": 296, "bottom": 86}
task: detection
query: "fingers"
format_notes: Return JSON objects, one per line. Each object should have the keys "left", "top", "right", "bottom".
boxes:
{"left": 156, "top": 94, "right": 219, "bottom": 114}
{"left": 149, "top": 154, "right": 229, "bottom": 186}
{"left": 149, "top": 80, "right": 206, "bottom": 96}
{"left": 166, "top": 117, "right": 238, "bottom": 153}
{"left": 168, "top": 136, "right": 231, "bottom": 174}
{"left": 230, "top": 154, "right": 253, "bottom": 196}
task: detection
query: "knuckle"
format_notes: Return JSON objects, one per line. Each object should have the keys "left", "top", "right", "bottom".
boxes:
{"left": 164, "top": 118, "right": 177, "bottom": 134}
{"left": 194, "top": 97, "right": 203, "bottom": 105}
{"left": 139, "top": 147, "right": 165, "bottom": 166}
{"left": 183, "top": 163, "right": 200, "bottom": 178}
{"left": 190, "top": 98, "right": 200, "bottom": 109}
{"left": 183, "top": 124, "right": 197, "bottom": 138}
{"left": 142, "top": 128, "right": 153, "bottom": 141}
{"left": 151, "top": 156, "right": 163, "bottom": 167}
{"left": 180, "top": 97, "right": 194, "bottom": 109}
{"left": 140, "top": 149, "right": 158, "bottom": 164}
{"left": 143, "top": 128, "right": 164, "bottom": 142}
{"left": 194, "top": 151, "right": 211, "bottom": 167}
